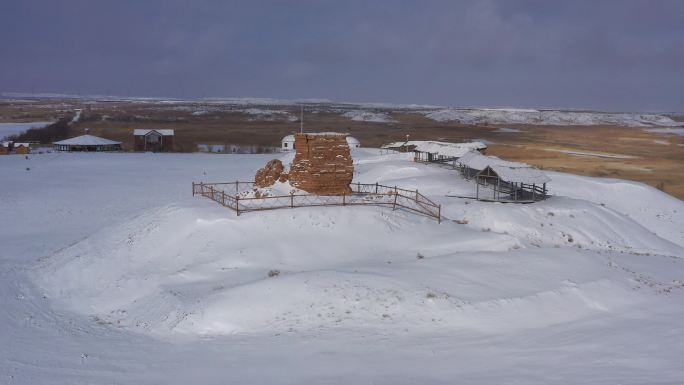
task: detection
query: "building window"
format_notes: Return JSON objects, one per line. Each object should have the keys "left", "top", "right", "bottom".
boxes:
{"left": 146, "top": 132, "right": 161, "bottom": 143}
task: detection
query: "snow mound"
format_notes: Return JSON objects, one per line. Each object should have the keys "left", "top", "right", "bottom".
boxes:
{"left": 444, "top": 197, "right": 682, "bottom": 255}
{"left": 24, "top": 149, "right": 684, "bottom": 346}
{"left": 239, "top": 180, "right": 301, "bottom": 198}
{"left": 32, "top": 179, "right": 679, "bottom": 338}
{"left": 33, "top": 203, "right": 522, "bottom": 337}
{"left": 547, "top": 172, "right": 684, "bottom": 247}
{"left": 178, "top": 269, "right": 639, "bottom": 335}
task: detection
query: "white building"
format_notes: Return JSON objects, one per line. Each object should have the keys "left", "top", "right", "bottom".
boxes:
{"left": 53, "top": 135, "right": 122, "bottom": 152}
{"left": 281, "top": 134, "right": 296, "bottom": 151}
{"left": 281, "top": 133, "right": 360, "bottom": 151}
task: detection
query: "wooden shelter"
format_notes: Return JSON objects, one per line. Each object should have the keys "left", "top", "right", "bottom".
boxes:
{"left": 475, "top": 165, "right": 549, "bottom": 202}
{"left": 457, "top": 151, "right": 550, "bottom": 202}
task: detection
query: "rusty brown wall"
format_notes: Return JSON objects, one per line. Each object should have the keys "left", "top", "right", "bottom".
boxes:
{"left": 163, "top": 136, "right": 174, "bottom": 152}
{"left": 288, "top": 133, "right": 353, "bottom": 195}
{"left": 134, "top": 136, "right": 145, "bottom": 151}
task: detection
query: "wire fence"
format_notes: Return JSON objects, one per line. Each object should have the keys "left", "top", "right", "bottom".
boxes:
{"left": 192, "top": 181, "right": 441, "bottom": 223}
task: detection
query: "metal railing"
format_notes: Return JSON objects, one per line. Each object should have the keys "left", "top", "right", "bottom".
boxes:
{"left": 192, "top": 181, "right": 441, "bottom": 223}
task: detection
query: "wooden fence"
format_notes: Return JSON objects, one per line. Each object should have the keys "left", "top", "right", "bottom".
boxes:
{"left": 192, "top": 181, "right": 441, "bottom": 223}
{"left": 420, "top": 158, "right": 549, "bottom": 203}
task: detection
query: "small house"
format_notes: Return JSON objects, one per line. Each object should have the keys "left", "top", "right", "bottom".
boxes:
{"left": 281, "top": 134, "right": 295, "bottom": 151}
{"left": 0, "top": 142, "right": 11, "bottom": 155}
{"left": 134, "top": 129, "right": 175, "bottom": 152}
{"left": 53, "top": 135, "right": 122, "bottom": 152}
{"left": 14, "top": 143, "right": 31, "bottom": 155}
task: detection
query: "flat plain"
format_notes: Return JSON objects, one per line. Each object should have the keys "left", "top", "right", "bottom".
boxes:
{"left": 2, "top": 98, "right": 682, "bottom": 198}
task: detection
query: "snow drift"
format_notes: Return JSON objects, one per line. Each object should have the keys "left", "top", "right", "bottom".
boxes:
{"left": 30, "top": 149, "right": 683, "bottom": 341}
{"left": 3, "top": 149, "right": 684, "bottom": 384}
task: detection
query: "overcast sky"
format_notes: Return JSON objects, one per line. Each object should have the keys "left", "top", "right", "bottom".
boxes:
{"left": 2, "top": 0, "right": 682, "bottom": 111}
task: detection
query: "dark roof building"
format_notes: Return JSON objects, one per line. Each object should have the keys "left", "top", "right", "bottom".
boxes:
{"left": 133, "top": 129, "right": 175, "bottom": 152}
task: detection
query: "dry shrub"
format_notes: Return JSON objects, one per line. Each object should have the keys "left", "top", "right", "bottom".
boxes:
{"left": 268, "top": 269, "right": 280, "bottom": 278}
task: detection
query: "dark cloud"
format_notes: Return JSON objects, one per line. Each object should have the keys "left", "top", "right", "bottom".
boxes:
{"left": 2, "top": 0, "right": 682, "bottom": 111}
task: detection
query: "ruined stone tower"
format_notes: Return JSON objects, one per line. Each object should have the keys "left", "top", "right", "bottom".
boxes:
{"left": 288, "top": 133, "right": 354, "bottom": 195}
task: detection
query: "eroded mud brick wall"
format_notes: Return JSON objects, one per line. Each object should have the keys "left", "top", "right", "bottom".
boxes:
{"left": 289, "top": 133, "right": 353, "bottom": 195}
{"left": 254, "top": 159, "right": 285, "bottom": 188}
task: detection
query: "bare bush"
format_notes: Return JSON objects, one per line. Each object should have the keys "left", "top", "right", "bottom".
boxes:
{"left": 267, "top": 269, "right": 280, "bottom": 278}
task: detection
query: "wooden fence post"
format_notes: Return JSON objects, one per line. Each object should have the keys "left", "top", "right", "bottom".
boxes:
{"left": 438, "top": 205, "right": 441, "bottom": 224}
{"left": 235, "top": 195, "right": 240, "bottom": 216}
{"left": 290, "top": 192, "right": 294, "bottom": 208}
{"left": 514, "top": 183, "right": 517, "bottom": 202}
{"left": 392, "top": 186, "right": 398, "bottom": 211}
{"left": 235, "top": 180, "right": 239, "bottom": 194}
{"left": 221, "top": 191, "right": 225, "bottom": 206}
{"left": 415, "top": 189, "right": 419, "bottom": 202}
{"left": 357, "top": 182, "right": 360, "bottom": 193}
{"left": 375, "top": 182, "right": 378, "bottom": 194}
{"left": 496, "top": 178, "right": 500, "bottom": 200}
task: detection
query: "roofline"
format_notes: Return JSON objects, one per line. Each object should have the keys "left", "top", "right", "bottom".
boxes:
{"left": 133, "top": 129, "right": 175, "bottom": 136}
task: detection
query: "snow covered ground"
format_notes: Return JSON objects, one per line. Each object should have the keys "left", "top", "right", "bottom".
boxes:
{"left": 241, "top": 108, "right": 298, "bottom": 122}
{"left": 544, "top": 148, "right": 638, "bottom": 159}
{"left": 342, "top": 110, "right": 395, "bottom": 123}
{"left": 494, "top": 127, "right": 523, "bottom": 133}
{"left": 1, "top": 150, "right": 684, "bottom": 384}
{"left": 424, "top": 108, "right": 681, "bottom": 127}
{"left": 646, "top": 128, "right": 684, "bottom": 136}
{"left": 7, "top": 94, "right": 681, "bottom": 128}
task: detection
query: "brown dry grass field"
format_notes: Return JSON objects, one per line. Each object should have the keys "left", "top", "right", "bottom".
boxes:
{"left": 2, "top": 99, "right": 683, "bottom": 199}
